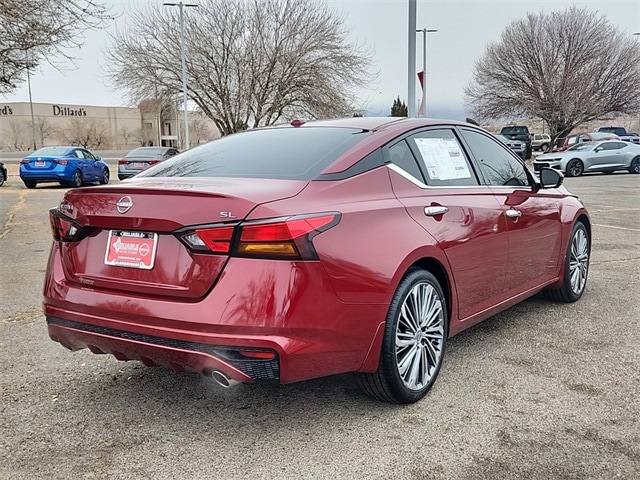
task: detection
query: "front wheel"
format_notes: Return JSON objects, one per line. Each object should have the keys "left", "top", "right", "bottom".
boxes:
{"left": 566, "top": 159, "right": 584, "bottom": 177}
{"left": 357, "top": 269, "right": 448, "bottom": 404}
{"left": 543, "top": 221, "right": 590, "bottom": 302}
{"left": 629, "top": 156, "right": 640, "bottom": 174}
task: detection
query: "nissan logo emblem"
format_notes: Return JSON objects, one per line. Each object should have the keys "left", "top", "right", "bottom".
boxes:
{"left": 116, "top": 196, "right": 134, "bottom": 214}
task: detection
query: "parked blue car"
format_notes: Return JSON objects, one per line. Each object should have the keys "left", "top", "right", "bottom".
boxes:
{"left": 20, "top": 146, "right": 110, "bottom": 189}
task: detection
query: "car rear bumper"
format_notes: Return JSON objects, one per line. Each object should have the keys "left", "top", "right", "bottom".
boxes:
{"left": 43, "top": 246, "right": 387, "bottom": 384}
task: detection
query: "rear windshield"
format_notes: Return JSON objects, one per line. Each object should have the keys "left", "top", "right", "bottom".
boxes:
{"left": 126, "top": 147, "right": 167, "bottom": 157}
{"left": 139, "top": 127, "right": 369, "bottom": 180}
{"left": 31, "top": 147, "right": 69, "bottom": 156}
{"left": 501, "top": 127, "right": 528, "bottom": 135}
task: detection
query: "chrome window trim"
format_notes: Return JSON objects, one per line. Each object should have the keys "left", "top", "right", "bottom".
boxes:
{"left": 386, "top": 164, "right": 490, "bottom": 190}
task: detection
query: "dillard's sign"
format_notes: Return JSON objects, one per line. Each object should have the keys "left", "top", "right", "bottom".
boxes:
{"left": 0, "top": 106, "right": 13, "bottom": 115}
{"left": 52, "top": 105, "right": 87, "bottom": 117}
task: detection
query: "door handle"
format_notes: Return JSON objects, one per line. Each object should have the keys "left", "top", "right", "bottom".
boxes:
{"left": 424, "top": 206, "right": 449, "bottom": 216}
{"left": 506, "top": 208, "right": 522, "bottom": 218}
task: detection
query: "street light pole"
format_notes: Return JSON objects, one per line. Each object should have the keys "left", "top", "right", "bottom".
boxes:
{"left": 408, "top": 0, "right": 417, "bottom": 117}
{"left": 416, "top": 28, "right": 437, "bottom": 118}
{"left": 634, "top": 32, "right": 640, "bottom": 133}
{"left": 26, "top": 50, "right": 37, "bottom": 150}
{"left": 164, "top": 1, "right": 197, "bottom": 150}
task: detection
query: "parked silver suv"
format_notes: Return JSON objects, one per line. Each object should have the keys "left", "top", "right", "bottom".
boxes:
{"left": 531, "top": 133, "right": 551, "bottom": 152}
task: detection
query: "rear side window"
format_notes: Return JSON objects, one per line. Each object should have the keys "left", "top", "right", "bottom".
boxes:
{"left": 140, "top": 127, "right": 369, "bottom": 180}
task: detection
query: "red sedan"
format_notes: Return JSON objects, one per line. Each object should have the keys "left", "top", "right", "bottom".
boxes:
{"left": 44, "top": 117, "right": 590, "bottom": 403}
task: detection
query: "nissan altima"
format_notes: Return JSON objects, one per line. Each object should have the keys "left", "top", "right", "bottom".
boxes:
{"left": 534, "top": 140, "right": 640, "bottom": 176}
{"left": 44, "top": 117, "right": 591, "bottom": 404}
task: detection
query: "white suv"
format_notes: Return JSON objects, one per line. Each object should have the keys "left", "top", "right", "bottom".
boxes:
{"left": 531, "top": 133, "right": 552, "bottom": 152}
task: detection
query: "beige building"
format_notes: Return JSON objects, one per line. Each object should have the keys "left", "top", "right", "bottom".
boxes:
{"left": 0, "top": 101, "right": 219, "bottom": 152}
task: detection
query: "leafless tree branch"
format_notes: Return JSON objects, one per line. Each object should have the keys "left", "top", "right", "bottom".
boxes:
{"left": 105, "top": 0, "right": 375, "bottom": 135}
{"left": 464, "top": 7, "right": 640, "bottom": 141}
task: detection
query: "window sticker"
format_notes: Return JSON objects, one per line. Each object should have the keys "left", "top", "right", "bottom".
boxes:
{"left": 414, "top": 137, "right": 472, "bottom": 180}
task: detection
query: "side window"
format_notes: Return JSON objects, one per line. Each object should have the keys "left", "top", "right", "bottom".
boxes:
{"left": 72, "top": 150, "right": 83, "bottom": 158}
{"left": 459, "top": 128, "right": 530, "bottom": 187}
{"left": 406, "top": 129, "right": 479, "bottom": 186}
{"left": 388, "top": 140, "right": 425, "bottom": 182}
{"left": 82, "top": 150, "right": 95, "bottom": 160}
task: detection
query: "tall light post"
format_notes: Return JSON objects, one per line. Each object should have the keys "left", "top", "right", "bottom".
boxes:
{"left": 163, "top": 1, "right": 197, "bottom": 150}
{"left": 634, "top": 32, "right": 640, "bottom": 132}
{"left": 26, "top": 50, "right": 37, "bottom": 150}
{"left": 408, "top": 0, "right": 417, "bottom": 117}
{"left": 416, "top": 28, "right": 437, "bottom": 118}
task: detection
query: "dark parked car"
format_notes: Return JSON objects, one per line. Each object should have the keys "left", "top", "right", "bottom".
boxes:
{"left": 118, "top": 146, "right": 180, "bottom": 180}
{"left": 495, "top": 133, "right": 527, "bottom": 159}
{"left": 500, "top": 125, "right": 532, "bottom": 159}
{"left": 19, "top": 146, "right": 109, "bottom": 189}
{"left": 45, "top": 117, "right": 590, "bottom": 404}
{"left": 0, "top": 161, "right": 6, "bottom": 187}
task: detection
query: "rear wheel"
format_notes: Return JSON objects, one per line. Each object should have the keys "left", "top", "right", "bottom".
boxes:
{"left": 23, "top": 180, "right": 37, "bottom": 189}
{"left": 566, "top": 159, "right": 584, "bottom": 177}
{"left": 543, "top": 221, "right": 590, "bottom": 302}
{"left": 357, "top": 269, "right": 448, "bottom": 404}
{"left": 68, "top": 170, "right": 82, "bottom": 188}
{"left": 629, "top": 156, "right": 640, "bottom": 174}
{"left": 100, "top": 168, "right": 110, "bottom": 185}
{"left": 540, "top": 143, "right": 550, "bottom": 152}
{"left": 0, "top": 170, "right": 5, "bottom": 186}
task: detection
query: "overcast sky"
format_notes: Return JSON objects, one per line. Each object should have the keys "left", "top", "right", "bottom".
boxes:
{"left": 3, "top": 0, "right": 640, "bottom": 120}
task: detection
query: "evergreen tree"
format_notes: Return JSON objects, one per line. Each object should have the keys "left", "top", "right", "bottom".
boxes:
{"left": 390, "top": 96, "right": 408, "bottom": 117}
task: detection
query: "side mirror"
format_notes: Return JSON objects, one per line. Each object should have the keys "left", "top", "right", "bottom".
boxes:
{"left": 539, "top": 167, "right": 563, "bottom": 188}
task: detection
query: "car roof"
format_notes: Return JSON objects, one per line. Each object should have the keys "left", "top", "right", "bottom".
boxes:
{"left": 276, "top": 116, "right": 471, "bottom": 132}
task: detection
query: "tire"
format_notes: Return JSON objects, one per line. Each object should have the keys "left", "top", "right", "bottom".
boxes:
{"left": 357, "top": 269, "right": 448, "bottom": 404}
{"left": 629, "top": 156, "right": 640, "bottom": 174}
{"left": 100, "top": 168, "right": 110, "bottom": 185}
{"left": 525, "top": 146, "right": 532, "bottom": 160}
{"left": 0, "top": 170, "right": 5, "bottom": 187}
{"left": 541, "top": 143, "right": 550, "bottom": 153}
{"left": 566, "top": 159, "right": 584, "bottom": 177}
{"left": 543, "top": 221, "right": 590, "bottom": 303}
{"left": 69, "top": 170, "right": 82, "bottom": 188}
{"left": 23, "top": 180, "right": 37, "bottom": 189}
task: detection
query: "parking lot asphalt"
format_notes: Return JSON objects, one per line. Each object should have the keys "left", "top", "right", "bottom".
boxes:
{"left": 1, "top": 168, "right": 639, "bottom": 479}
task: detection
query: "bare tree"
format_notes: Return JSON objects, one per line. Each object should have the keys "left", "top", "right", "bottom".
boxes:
{"left": 3, "top": 120, "right": 29, "bottom": 151}
{"left": 134, "top": 124, "right": 155, "bottom": 147}
{"left": 35, "top": 117, "right": 57, "bottom": 148}
{"left": 118, "top": 125, "right": 134, "bottom": 148}
{"left": 464, "top": 7, "right": 640, "bottom": 141}
{"left": 59, "top": 119, "right": 112, "bottom": 149}
{"left": 0, "top": 1, "right": 112, "bottom": 94}
{"left": 106, "top": 0, "right": 374, "bottom": 135}
{"left": 186, "top": 116, "right": 214, "bottom": 146}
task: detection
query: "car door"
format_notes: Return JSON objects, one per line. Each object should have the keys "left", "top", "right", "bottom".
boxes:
{"left": 591, "top": 141, "right": 627, "bottom": 170}
{"left": 385, "top": 127, "right": 510, "bottom": 321}
{"left": 79, "top": 149, "right": 99, "bottom": 180}
{"left": 457, "top": 127, "right": 563, "bottom": 296}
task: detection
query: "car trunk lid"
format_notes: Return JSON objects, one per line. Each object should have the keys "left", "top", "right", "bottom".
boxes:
{"left": 55, "top": 177, "right": 308, "bottom": 299}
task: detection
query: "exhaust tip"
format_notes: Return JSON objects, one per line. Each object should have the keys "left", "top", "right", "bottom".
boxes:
{"left": 210, "top": 370, "right": 241, "bottom": 389}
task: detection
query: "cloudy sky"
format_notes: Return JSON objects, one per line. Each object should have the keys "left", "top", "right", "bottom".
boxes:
{"left": 4, "top": 0, "right": 640, "bottom": 120}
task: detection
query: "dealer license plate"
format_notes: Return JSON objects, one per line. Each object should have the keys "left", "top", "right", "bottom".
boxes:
{"left": 104, "top": 230, "right": 158, "bottom": 269}
{"left": 35, "top": 160, "right": 46, "bottom": 167}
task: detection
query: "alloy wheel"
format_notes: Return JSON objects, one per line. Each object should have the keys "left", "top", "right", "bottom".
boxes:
{"left": 569, "top": 227, "right": 589, "bottom": 296}
{"left": 395, "top": 281, "right": 445, "bottom": 391}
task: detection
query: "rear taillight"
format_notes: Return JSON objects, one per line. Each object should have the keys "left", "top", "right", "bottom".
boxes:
{"left": 49, "top": 208, "right": 90, "bottom": 242}
{"left": 177, "top": 213, "right": 340, "bottom": 260}
{"left": 118, "top": 159, "right": 127, "bottom": 165}
{"left": 20, "top": 159, "right": 28, "bottom": 164}
{"left": 54, "top": 159, "right": 68, "bottom": 165}
{"left": 149, "top": 160, "right": 160, "bottom": 165}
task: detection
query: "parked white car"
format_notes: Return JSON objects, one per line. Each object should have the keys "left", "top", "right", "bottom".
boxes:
{"left": 531, "top": 133, "right": 552, "bottom": 152}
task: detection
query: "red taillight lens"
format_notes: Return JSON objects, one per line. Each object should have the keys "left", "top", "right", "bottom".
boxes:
{"left": 237, "top": 214, "right": 339, "bottom": 259}
{"left": 55, "top": 159, "right": 68, "bottom": 165}
{"left": 49, "top": 208, "right": 85, "bottom": 242}
{"left": 20, "top": 159, "right": 28, "bottom": 164}
{"left": 180, "top": 225, "right": 234, "bottom": 253}
{"left": 149, "top": 160, "right": 160, "bottom": 165}
{"left": 118, "top": 159, "right": 127, "bottom": 165}
{"left": 177, "top": 213, "right": 340, "bottom": 260}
